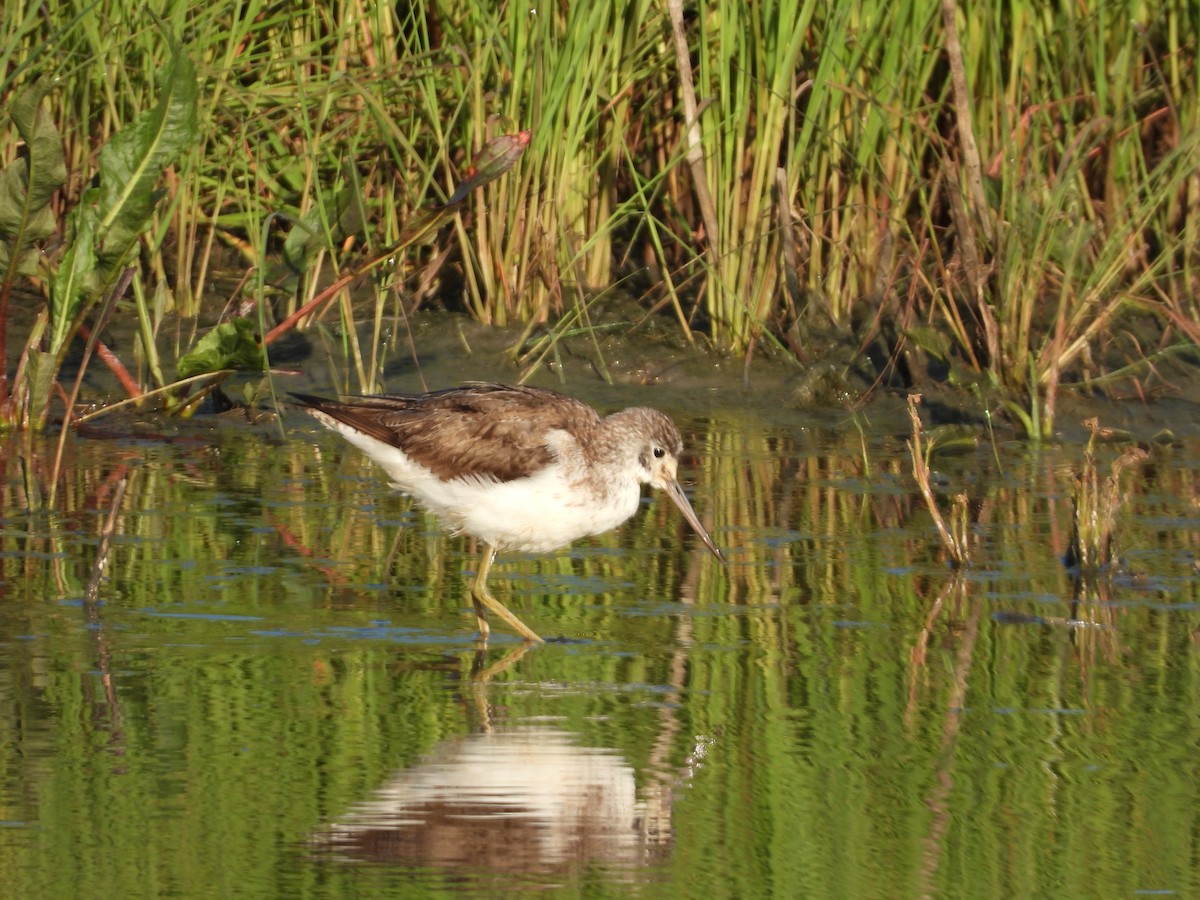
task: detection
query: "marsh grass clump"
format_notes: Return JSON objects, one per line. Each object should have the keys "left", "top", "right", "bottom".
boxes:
{"left": 1, "top": 0, "right": 1198, "bottom": 436}
{"left": 1065, "top": 419, "right": 1150, "bottom": 574}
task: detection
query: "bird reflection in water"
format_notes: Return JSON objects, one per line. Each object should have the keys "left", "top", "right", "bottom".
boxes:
{"left": 309, "top": 647, "right": 711, "bottom": 881}
{"left": 310, "top": 726, "right": 671, "bottom": 876}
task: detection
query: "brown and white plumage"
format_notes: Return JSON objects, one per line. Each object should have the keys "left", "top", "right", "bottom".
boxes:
{"left": 292, "top": 383, "right": 722, "bottom": 642}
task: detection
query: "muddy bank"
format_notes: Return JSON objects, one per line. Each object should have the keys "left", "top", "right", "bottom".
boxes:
{"left": 33, "top": 295, "right": 1200, "bottom": 447}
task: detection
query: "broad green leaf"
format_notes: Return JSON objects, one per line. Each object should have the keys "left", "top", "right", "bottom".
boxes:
{"left": 25, "top": 348, "right": 57, "bottom": 429}
{"left": 177, "top": 318, "right": 266, "bottom": 379}
{"left": 11, "top": 78, "right": 66, "bottom": 209}
{"left": 0, "top": 176, "right": 54, "bottom": 275}
{"left": 47, "top": 48, "right": 198, "bottom": 361}
{"left": 48, "top": 200, "right": 99, "bottom": 357}
{"left": 96, "top": 53, "right": 198, "bottom": 258}
{"left": 0, "top": 78, "right": 67, "bottom": 276}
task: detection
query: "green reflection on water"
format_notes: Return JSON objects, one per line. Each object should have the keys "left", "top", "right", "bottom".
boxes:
{"left": 1, "top": 417, "right": 1198, "bottom": 898}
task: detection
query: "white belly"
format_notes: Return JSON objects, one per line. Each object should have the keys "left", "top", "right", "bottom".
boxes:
{"left": 406, "top": 465, "right": 643, "bottom": 553}
{"left": 332, "top": 426, "right": 643, "bottom": 552}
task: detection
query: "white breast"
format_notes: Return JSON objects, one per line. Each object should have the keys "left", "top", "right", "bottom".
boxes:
{"left": 327, "top": 422, "right": 644, "bottom": 552}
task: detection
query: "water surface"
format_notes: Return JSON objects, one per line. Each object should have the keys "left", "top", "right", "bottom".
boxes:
{"left": 1, "top": 398, "right": 1198, "bottom": 898}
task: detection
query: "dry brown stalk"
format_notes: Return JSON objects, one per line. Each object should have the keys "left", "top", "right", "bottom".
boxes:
{"left": 906, "top": 394, "right": 970, "bottom": 567}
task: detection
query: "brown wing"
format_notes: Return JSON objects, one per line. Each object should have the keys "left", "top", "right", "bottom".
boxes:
{"left": 292, "top": 384, "right": 601, "bottom": 482}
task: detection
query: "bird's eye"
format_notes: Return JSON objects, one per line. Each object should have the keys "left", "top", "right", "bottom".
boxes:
{"left": 653, "top": 446, "right": 666, "bottom": 459}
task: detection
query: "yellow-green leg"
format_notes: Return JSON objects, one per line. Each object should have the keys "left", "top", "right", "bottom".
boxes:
{"left": 470, "top": 545, "right": 544, "bottom": 643}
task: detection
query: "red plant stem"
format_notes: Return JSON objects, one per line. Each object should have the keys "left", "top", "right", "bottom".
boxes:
{"left": 0, "top": 278, "right": 10, "bottom": 405}
{"left": 263, "top": 270, "right": 356, "bottom": 347}
{"left": 77, "top": 323, "right": 143, "bottom": 400}
{"left": 263, "top": 132, "right": 528, "bottom": 347}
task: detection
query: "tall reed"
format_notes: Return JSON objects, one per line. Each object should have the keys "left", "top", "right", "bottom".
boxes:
{"left": 2, "top": 0, "right": 1198, "bottom": 419}
{"left": 961, "top": 0, "right": 1200, "bottom": 433}
{"left": 665, "top": 1, "right": 944, "bottom": 353}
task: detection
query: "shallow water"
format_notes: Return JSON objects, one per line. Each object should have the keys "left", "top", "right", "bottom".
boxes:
{"left": 2, "top": 398, "right": 1199, "bottom": 898}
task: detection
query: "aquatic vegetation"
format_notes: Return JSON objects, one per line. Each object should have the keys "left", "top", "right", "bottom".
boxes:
{"left": 0, "top": 55, "right": 197, "bottom": 430}
{"left": 906, "top": 394, "right": 971, "bottom": 568}
{"left": 1066, "top": 418, "right": 1150, "bottom": 574}
{"left": 1, "top": 0, "right": 1197, "bottom": 435}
